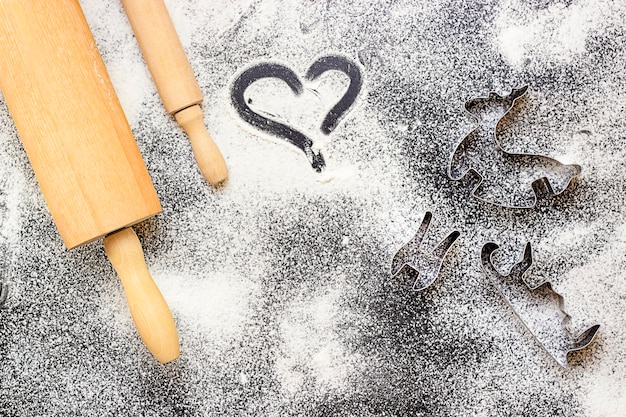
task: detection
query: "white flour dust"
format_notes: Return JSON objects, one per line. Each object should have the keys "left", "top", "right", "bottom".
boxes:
{"left": 274, "top": 279, "right": 365, "bottom": 395}
{"left": 495, "top": 1, "right": 613, "bottom": 67}
{"left": 1, "top": 0, "right": 626, "bottom": 415}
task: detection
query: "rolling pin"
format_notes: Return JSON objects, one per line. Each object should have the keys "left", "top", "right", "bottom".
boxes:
{"left": 121, "top": 0, "right": 228, "bottom": 186}
{"left": 0, "top": 0, "right": 179, "bottom": 363}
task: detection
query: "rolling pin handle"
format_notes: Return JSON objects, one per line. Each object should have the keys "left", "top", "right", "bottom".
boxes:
{"left": 174, "top": 104, "right": 228, "bottom": 186}
{"left": 103, "top": 227, "right": 179, "bottom": 363}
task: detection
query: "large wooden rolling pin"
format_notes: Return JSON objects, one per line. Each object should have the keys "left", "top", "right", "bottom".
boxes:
{"left": 121, "top": 0, "right": 228, "bottom": 186}
{"left": 0, "top": 0, "right": 179, "bottom": 363}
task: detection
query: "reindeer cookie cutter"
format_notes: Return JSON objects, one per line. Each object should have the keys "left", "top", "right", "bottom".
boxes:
{"left": 449, "top": 86, "right": 581, "bottom": 209}
{"left": 391, "top": 212, "right": 460, "bottom": 291}
{"left": 481, "top": 242, "right": 600, "bottom": 367}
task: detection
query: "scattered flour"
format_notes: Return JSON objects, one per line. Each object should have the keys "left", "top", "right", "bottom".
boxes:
{"left": 154, "top": 268, "right": 257, "bottom": 342}
{"left": 495, "top": 1, "right": 612, "bottom": 67}
{"left": 274, "top": 280, "right": 364, "bottom": 395}
{"left": 0, "top": 0, "right": 625, "bottom": 416}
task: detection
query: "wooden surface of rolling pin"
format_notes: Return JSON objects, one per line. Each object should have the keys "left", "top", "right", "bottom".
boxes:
{"left": 0, "top": 0, "right": 179, "bottom": 363}
{"left": 121, "top": 0, "right": 228, "bottom": 186}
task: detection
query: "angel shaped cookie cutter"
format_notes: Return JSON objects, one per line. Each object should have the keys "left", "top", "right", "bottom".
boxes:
{"left": 391, "top": 212, "right": 460, "bottom": 291}
{"left": 481, "top": 242, "right": 600, "bottom": 367}
{"left": 449, "top": 86, "right": 581, "bottom": 208}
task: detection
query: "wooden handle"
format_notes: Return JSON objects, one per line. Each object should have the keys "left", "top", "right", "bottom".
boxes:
{"left": 103, "top": 227, "right": 179, "bottom": 363}
{"left": 175, "top": 105, "right": 228, "bottom": 185}
{"left": 121, "top": 0, "right": 228, "bottom": 185}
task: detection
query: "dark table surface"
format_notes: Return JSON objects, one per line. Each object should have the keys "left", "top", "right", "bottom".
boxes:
{"left": 0, "top": 0, "right": 624, "bottom": 416}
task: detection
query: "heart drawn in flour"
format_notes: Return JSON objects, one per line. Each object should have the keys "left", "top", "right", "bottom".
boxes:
{"left": 230, "top": 55, "right": 363, "bottom": 172}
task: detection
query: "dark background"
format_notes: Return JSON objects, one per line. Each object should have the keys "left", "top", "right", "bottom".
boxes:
{"left": 1, "top": 0, "right": 624, "bottom": 415}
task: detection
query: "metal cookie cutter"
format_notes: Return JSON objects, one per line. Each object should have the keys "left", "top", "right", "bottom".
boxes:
{"left": 481, "top": 242, "right": 600, "bottom": 367}
{"left": 449, "top": 86, "right": 581, "bottom": 208}
{"left": 391, "top": 212, "right": 460, "bottom": 290}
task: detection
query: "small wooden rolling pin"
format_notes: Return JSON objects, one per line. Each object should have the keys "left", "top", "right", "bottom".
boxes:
{"left": 121, "top": 0, "right": 228, "bottom": 186}
{"left": 0, "top": 0, "right": 179, "bottom": 363}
